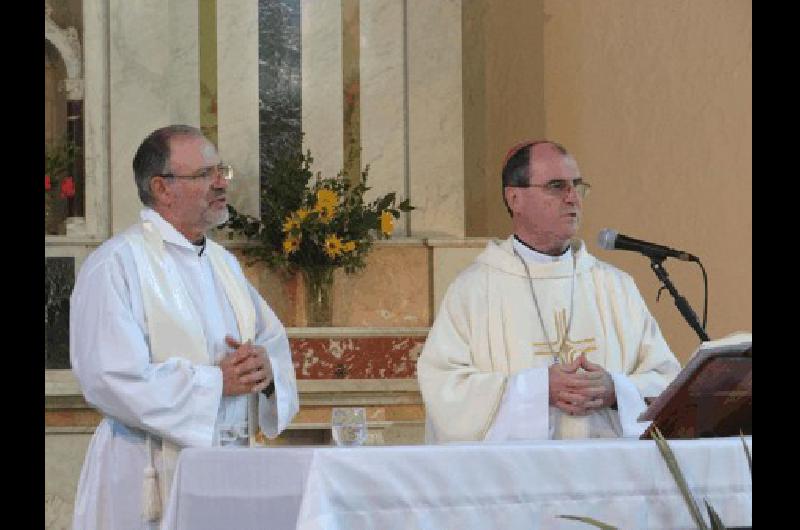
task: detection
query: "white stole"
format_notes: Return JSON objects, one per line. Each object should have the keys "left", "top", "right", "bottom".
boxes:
{"left": 126, "top": 220, "right": 258, "bottom": 521}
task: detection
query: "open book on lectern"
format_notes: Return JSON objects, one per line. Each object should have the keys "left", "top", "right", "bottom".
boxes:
{"left": 639, "top": 332, "right": 752, "bottom": 439}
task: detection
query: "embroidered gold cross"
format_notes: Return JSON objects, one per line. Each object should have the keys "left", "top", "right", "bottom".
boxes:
{"left": 533, "top": 309, "right": 597, "bottom": 364}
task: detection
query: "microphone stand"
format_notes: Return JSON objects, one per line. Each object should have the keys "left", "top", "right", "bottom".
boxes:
{"left": 648, "top": 256, "right": 710, "bottom": 342}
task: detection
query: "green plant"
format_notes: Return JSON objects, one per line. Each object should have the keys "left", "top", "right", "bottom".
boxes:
{"left": 225, "top": 147, "right": 413, "bottom": 275}
{"left": 651, "top": 426, "right": 710, "bottom": 530}
{"left": 557, "top": 515, "right": 618, "bottom": 529}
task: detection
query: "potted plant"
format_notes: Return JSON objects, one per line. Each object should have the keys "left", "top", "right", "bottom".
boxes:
{"left": 225, "top": 148, "right": 413, "bottom": 326}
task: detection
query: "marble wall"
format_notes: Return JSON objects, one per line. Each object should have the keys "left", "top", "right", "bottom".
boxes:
{"left": 235, "top": 240, "right": 432, "bottom": 328}
{"left": 296, "top": 0, "right": 467, "bottom": 237}
{"left": 69, "top": 0, "right": 473, "bottom": 238}
{"left": 81, "top": 0, "right": 110, "bottom": 240}
{"left": 45, "top": 257, "right": 75, "bottom": 369}
{"left": 406, "top": 0, "right": 465, "bottom": 237}
{"left": 217, "top": 0, "right": 261, "bottom": 218}
{"left": 360, "top": 0, "right": 407, "bottom": 231}
{"left": 108, "top": 0, "right": 200, "bottom": 233}
{"left": 301, "top": 0, "right": 343, "bottom": 180}
{"left": 258, "top": 0, "right": 303, "bottom": 196}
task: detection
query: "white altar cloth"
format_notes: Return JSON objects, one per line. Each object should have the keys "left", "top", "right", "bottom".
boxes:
{"left": 162, "top": 437, "right": 751, "bottom": 530}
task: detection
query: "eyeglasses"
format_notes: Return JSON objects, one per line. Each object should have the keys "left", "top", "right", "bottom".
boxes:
{"left": 514, "top": 178, "right": 591, "bottom": 199}
{"left": 161, "top": 163, "right": 234, "bottom": 183}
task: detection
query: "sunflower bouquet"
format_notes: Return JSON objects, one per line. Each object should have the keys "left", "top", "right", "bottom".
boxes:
{"left": 225, "top": 148, "right": 413, "bottom": 324}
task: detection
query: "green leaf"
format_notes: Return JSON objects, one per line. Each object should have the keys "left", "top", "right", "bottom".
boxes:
{"left": 651, "top": 426, "right": 709, "bottom": 530}
{"left": 398, "top": 198, "right": 415, "bottom": 212}
{"left": 376, "top": 192, "right": 396, "bottom": 212}
{"left": 704, "top": 500, "right": 726, "bottom": 530}
{"left": 739, "top": 432, "right": 752, "bottom": 476}
{"left": 557, "top": 515, "right": 618, "bottom": 529}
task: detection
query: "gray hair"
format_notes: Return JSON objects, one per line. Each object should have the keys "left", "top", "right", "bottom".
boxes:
{"left": 132, "top": 125, "right": 206, "bottom": 206}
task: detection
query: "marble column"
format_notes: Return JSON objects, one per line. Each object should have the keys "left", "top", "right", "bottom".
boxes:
{"left": 82, "top": 0, "right": 110, "bottom": 239}
{"left": 217, "top": 0, "right": 260, "bottom": 217}
{"left": 406, "top": 0, "right": 465, "bottom": 237}
{"left": 301, "top": 0, "right": 344, "bottom": 179}
{"left": 360, "top": 0, "right": 407, "bottom": 232}
{"left": 109, "top": 0, "right": 200, "bottom": 233}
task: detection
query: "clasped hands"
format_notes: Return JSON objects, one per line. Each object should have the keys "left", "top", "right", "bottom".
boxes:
{"left": 219, "top": 335, "right": 273, "bottom": 396}
{"left": 549, "top": 353, "right": 616, "bottom": 415}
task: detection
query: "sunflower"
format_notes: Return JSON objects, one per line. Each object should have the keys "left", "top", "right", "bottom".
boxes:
{"left": 342, "top": 241, "right": 357, "bottom": 253}
{"left": 282, "top": 215, "right": 301, "bottom": 233}
{"left": 283, "top": 236, "right": 300, "bottom": 254}
{"left": 316, "top": 188, "right": 338, "bottom": 209}
{"left": 315, "top": 204, "right": 335, "bottom": 224}
{"left": 380, "top": 211, "right": 394, "bottom": 236}
{"left": 324, "top": 234, "right": 343, "bottom": 258}
{"left": 296, "top": 208, "right": 310, "bottom": 221}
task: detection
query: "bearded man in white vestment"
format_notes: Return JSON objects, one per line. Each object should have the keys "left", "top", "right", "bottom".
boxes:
{"left": 70, "top": 125, "right": 299, "bottom": 529}
{"left": 417, "top": 140, "right": 681, "bottom": 443}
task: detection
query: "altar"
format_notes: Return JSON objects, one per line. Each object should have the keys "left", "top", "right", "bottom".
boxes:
{"left": 162, "top": 437, "right": 752, "bottom": 530}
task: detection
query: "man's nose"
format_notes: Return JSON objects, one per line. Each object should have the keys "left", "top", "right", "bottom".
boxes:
{"left": 564, "top": 183, "right": 580, "bottom": 203}
{"left": 212, "top": 173, "right": 229, "bottom": 188}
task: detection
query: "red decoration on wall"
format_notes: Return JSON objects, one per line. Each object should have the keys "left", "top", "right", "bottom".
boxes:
{"left": 290, "top": 336, "right": 425, "bottom": 379}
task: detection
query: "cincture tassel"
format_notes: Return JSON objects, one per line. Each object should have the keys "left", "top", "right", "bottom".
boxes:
{"left": 142, "top": 434, "right": 162, "bottom": 521}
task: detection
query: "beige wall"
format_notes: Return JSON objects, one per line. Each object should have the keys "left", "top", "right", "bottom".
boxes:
{"left": 464, "top": 0, "right": 751, "bottom": 363}
{"left": 462, "top": 0, "right": 545, "bottom": 238}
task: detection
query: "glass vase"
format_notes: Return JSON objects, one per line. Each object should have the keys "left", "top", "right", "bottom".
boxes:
{"left": 302, "top": 267, "right": 335, "bottom": 327}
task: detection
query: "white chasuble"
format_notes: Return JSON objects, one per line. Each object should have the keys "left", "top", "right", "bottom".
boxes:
{"left": 70, "top": 209, "right": 299, "bottom": 529}
{"left": 417, "top": 236, "right": 681, "bottom": 443}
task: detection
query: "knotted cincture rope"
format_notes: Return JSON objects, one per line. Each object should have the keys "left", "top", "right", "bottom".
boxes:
{"left": 142, "top": 435, "right": 161, "bottom": 522}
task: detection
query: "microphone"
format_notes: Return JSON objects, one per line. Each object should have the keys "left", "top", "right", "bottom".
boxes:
{"left": 597, "top": 229, "right": 697, "bottom": 262}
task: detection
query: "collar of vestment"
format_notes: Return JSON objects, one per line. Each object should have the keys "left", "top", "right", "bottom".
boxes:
{"left": 512, "top": 235, "right": 572, "bottom": 264}
{"left": 140, "top": 208, "right": 199, "bottom": 253}
{"left": 475, "top": 236, "right": 596, "bottom": 279}
{"left": 128, "top": 208, "right": 257, "bottom": 359}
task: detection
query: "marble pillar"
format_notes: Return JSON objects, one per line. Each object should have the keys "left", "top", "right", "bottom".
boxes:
{"left": 407, "top": 0, "right": 465, "bottom": 237}
{"left": 301, "top": 0, "right": 344, "bottom": 179}
{"left": 82, "top": 0, "right": 110, "bottom": 239}
{"left": 257, "top": 0, "right": 303, "bottom": 209}
{"left": 217, "top": 0, "right": 260, "bottom": 217}
{"left": 109, "top": 0, "right": 200, "bottom": 233}
{"left": 360, "top": 0, "right": 407, "bottom": 231}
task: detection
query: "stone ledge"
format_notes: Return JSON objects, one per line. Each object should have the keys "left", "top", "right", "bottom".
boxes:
{"left": 211, "top": 235, "right": 429, "bottom": 249}
{"left": 47, "top": 370, "right": 420, "bottom": 399}
{"left": 45, "top": 235, "right": 495, "bottom": 249}
{"left": 286, "top": 327, "right": 428, "bottom": 338}
{"left": 426, "top": 237, "right": 494, "bottom": 248}
{"left": 44, "top": 235, "right": 105, "bottom": 246}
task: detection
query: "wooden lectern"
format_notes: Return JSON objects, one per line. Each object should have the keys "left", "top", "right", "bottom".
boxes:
{"left": 639, "top": 336, "right": 752, "bottom": 439}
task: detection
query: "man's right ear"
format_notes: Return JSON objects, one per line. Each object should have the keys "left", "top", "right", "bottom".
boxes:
{"left": 149, "top": 176, "right": 170, "bottom": 205}
{"left": 504, "top": 187, "right": 518, "bottom": 215}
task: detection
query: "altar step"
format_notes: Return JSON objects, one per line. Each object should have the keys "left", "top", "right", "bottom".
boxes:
{"left": 46, "top": 372, "right": 426, "bottom": 446}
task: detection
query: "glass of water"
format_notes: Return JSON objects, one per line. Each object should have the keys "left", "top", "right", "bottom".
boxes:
{"left": 331, "top": 407, "right": 368, "bottom": 447}
{"left": 219, "top": 421, "right": 249, "bottom": 447}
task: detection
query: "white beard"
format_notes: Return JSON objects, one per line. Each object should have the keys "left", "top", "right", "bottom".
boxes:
{"left": 204, "top": 205, "right": 230, "bottom": 230}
